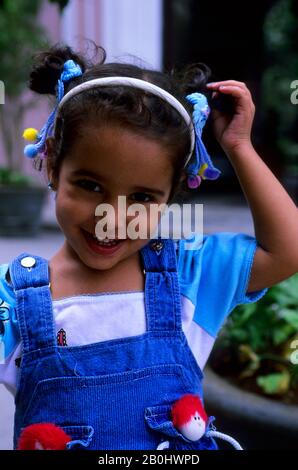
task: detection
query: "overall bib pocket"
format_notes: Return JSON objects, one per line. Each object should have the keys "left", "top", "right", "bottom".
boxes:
{"left": 145, "top": 404, "right": 218, "bottom": 450}
{"left": 20, "top": 364, "right": 192, "bottom": 450}
{"left": 63, "top": 426, "right": 94, "bottom": 450}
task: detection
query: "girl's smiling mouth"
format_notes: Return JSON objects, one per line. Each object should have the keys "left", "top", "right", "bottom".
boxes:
{"left": 82, "top": 229, "right": 125, "bottom": 255}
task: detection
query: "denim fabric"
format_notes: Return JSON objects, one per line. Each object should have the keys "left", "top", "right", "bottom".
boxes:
{"left": 145, "top": 406, "right": 217, "bottom": 450}
{"left": 10, "top": 238, "right": 217, "bottom": 450}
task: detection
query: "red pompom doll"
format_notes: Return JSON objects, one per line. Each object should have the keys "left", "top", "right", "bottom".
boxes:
{"left": 172, "top": 394, "right": 208, "bottom": 441}
{"left": 17, "top": 423, "right": 71, "bottom": 450}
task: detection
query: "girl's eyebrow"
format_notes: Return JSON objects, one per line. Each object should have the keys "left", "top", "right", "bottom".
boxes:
{"left": 71, "top": 170, "right": 166, "bottom": 196}
{"left": 71, "top": 169, "right": 107, "bottom": 181}
{"left": 132, "top": 186, "right": 166, "bottom": 197}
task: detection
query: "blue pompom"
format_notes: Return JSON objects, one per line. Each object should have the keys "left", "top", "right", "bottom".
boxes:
{"left": 24, "top": 144, "right": 38, "bottom": 159}
{"left": 203, "top": 167, "right": 221, "bottom": 180}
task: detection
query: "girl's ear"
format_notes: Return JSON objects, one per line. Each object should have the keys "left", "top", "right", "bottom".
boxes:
{"left": 179, "top": 173, "right": 188, "bottom": 191}
{"left": 45, "top": 137, "right": 58, "bottom": 190}
{"left": 167, "top": 172, "right": 188, "bottom": 204}
{"left": 179, "top": 173, "right": 187, "bottom": 184}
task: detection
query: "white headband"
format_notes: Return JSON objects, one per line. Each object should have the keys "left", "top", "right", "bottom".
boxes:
{"left": 58, "top": 76, "right": 195, "bottom": 167}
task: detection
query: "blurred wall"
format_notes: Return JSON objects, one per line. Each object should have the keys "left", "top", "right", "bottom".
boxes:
{"left": 0, "top": 0, "right": 163, "bottom": 172}
{"left": 61, "top": 0, "right": 163, "bottom": 68}
{"left": 0, "top": 0, "right": 61, "bottom": 172}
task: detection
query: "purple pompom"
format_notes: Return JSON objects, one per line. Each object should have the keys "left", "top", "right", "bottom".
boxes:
{"left": 187, "top": 175, "right": 201, "bottom": 189}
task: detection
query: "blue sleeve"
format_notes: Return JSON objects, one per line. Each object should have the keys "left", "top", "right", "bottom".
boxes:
{"left": 177, "top": 232, "right": 268, "bottom": 338}
{"left": 0, "top": 264, "right": 19, "bottom": 363}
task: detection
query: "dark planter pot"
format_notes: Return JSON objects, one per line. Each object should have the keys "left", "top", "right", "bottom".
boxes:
{"left": 0, "top": 186, "right": 47, "bottom": 237}
{"left": 204, "top": 367, "right": 298, "bottom": 450}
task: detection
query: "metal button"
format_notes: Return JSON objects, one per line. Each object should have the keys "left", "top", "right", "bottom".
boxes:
{"left": 21, "top": 256, "right": 36, "bottom": 268}
{"left": 150, "top": 240, "right": 164, "bottom": 252}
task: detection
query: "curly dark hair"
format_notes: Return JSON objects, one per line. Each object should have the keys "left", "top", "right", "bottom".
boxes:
{"left": 29, "top": 43, "right": 213, "bottom": 202}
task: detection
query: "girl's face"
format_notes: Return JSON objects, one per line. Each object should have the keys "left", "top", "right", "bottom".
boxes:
{"left": 49, "top": 123, "right": 175, "bottom": 271}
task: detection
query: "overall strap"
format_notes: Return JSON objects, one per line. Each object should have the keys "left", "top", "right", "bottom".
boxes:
{"left": 9, "top": 253, "right": 55, "bottom": 354}
{"left": 140, "top": 238, "right": 182, "bottom": 332}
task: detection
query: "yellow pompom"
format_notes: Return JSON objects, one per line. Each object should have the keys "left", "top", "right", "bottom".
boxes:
{"left": 198, "top": 163, "right": 208, "bottom": 178}
{"left": 23, "top": 128, "right": 39, "bottom": 142}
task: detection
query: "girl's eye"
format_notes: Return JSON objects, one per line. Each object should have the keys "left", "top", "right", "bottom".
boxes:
{"left": 131, "top": 192, "right": 154, "bottom": 203}
{"left": 76, "top": 180, "right": 102, "bottom": 193}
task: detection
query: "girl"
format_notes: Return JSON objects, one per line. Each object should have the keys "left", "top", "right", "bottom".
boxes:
{"left": 0, "top": 44, "right": 297, "bottom": 451}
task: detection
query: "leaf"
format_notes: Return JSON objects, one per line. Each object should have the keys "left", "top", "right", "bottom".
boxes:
{"left": 257, "top": 371, "right": 291, "bottom": 395}
{"left": 280, "top": 309, "right": 298, "bottom": 329}
{"left": 238, "top": 345, "right": 261, "bottom": 378}
{"left": 264, "top": 275, "right": 298, "bottom": 308}
{"left": 215, "top": 272, "right": 298, "bottom": 398}
{"left": 235, "top": 303, "right": 257, "bottom": 325}
{"left": 273, "top": 324, "right": 296, "bottom": 346}
{"left": 230, "top": 328, "right": 248, "bottom": 343}
{"left": 273, "top": 276, "right": 298, "bottom": 306}
{"left": 238, "top": 344, "right": 260, "bottom": 363}
{"left": 0, "top": 167, "right": 32, "bottom": 186}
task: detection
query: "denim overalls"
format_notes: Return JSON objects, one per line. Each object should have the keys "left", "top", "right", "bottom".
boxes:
{"left": 10, "top": 238, "right": 218, "bottom": 450}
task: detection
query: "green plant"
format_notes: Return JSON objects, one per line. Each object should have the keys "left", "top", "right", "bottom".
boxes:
{"left": 0, "top": 0, "right": 48, "bottom": 172}
{"left": 212, "top": 273, "right": 298, "bottom": 403}
{"left": 0, "top": 0, "right": 68, "bottom": 176}
{"left": 262, "top": 0, "right": 298, "bottom": 172}
{"left": 0, "top": 167, "right": 33, "bottom": 186}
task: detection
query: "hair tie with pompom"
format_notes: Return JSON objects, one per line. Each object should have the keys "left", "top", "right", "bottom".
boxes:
{"left": 23, "top": 62, "right": 221, "bottom": 192}
{"left": 23, "top": 59, "right": 82, "bottom": 159}
{"left": 185, "top": 93, "right": 221, "bottom": 189}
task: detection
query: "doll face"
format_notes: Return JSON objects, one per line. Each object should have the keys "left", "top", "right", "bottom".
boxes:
{"left": 178, "top": 411, "right": 206, "bottom": 441}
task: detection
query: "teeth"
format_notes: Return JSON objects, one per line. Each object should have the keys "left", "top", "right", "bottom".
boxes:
{"left": 92, "top": 235, "right": 119, "bottom": 246}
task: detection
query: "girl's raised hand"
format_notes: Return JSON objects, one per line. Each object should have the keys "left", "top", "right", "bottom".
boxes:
{"left": 206, "top": 80, "right": 255, "bottom": 155}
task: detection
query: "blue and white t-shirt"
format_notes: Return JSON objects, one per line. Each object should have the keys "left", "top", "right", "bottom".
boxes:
{"left": 0, "top": 232, "right": 268, "bottom": 395}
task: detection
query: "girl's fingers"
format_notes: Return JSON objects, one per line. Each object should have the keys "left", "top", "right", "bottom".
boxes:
{"left": 211, "top": 85, "right": 255, "bottom": 112}
{"left": 207, "top": 80, "right": 247, "bottom": 89}
{"left": 207, "top": 81, "right": 252, "bottom": 101}
{"left": 216, "top": 85, "right": 244, "bottom": 97}
{"left": 211, "top": 85, "right": 253, "bottom": 106}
